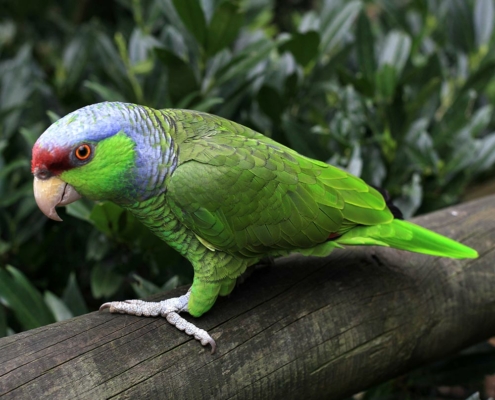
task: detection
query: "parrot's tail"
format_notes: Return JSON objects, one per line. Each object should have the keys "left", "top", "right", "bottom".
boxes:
{"left": 335, "top": 219, "right": 478, "bottom": 259}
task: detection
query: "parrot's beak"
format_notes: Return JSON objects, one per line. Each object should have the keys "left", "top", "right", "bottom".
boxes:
{"left": 33, "top": 176, "right": 82, "bottom": 221}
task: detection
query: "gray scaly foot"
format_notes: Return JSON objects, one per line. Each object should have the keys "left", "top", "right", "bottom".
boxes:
{"left": 99, "top": 289, "right": 216, "bottom": 353}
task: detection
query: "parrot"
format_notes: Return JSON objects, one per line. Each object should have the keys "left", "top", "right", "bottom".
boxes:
{"left": 31, "top": 102, "right": 478, "bottom": 353}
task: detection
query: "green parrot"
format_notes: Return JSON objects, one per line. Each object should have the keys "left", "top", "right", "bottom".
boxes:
{"left": 31, "top": 102, "right": 478, "bottom": 353}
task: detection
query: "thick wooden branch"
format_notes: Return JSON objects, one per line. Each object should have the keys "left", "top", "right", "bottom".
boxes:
{"left": 1, "top": 196, "right": 495, "bottom": 399}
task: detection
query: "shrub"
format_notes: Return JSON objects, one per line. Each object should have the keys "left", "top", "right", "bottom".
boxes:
{"left": 1, "top": 1, "right": 495, "bottom": 395}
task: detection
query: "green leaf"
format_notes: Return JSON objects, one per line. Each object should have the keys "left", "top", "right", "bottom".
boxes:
{"left": 14, "top": 212, "right": 46, "bottom": 246}
{"left": 320, "top": 0, "right": 362, "bottom": 56}
{"left": 394, "top": 173, "right": 422, "bottom": 218}
{"left": 467, "top": 104, "right": 493, "bottom": 138}
{"left": 361, "top": 147, "right": 386, "bottom": 187}
{"left": 14, "top": 197, "right": 37, "bottom": 222}
{"left": 0, "top": 182, "right": 32, "bottom": 208}
{"left": 155, "top": 48, "right": 199, "bottom": 103}
{"left": 0, "top": 139, "right": 7, "bottom": 155}
{"left": 0, "top": 158, "right": 28, "bottom": 180}
{"left": 378, "top": 31, "right": 411, "bottom": 74}
{"left": 0, "top": 240, "right": 11, "bottom": 256}
{"left": 215, "top": 39, "right": 277, "bottom": 86}
{"left": 175, "top": 90, "right": 202, "bottom": 109}
{"left": 161, "top": 26, "right": 188, "bottom": 60}
{"left": 442, "top": 105, "right": 494, "bottom": 177}
{"left": 375, "top": 31, "right": 411, "bottom": 100}
{"left": 281, "top": 116, "right": 321, "bottom": 159}
{"left": 472, "top": 132, "right": 495, "bottom": 173}
{"left": 172, "top": 0, "right": 207, "bottom": 46}
{"left": 90, "top": 265, "right": 124, "bottom": 299}
{"left": 89, "top": 201, "right": 125, "bottom": 236}
{"left": 66, "top": 198, "right": 94, "bottom": 221}
{"left": 46, "top": 110, "right": 61, "bottom": 123}
{"left": 447, "top": 0, "right": 475, "bottom": 52}
{"left": 62, "top": 29, "right": 93, "bottom": 91}
{"left": 299, "top": 10, "right": 319, "bottom": 32}
{"left": 345, "top": 143, "right": 362, "bottom": 177}
{"left": 405, "top": 77, "right": 441, "bottom": 121}
{"left": 356, "top": 11, "right": 376, "bottom": 84}
{"left": 131, "top": 273, "right": 161, "bottom": 298}
{"left": 86, "top": 230, "right": 110, "bottom": 262}
{"left": 191, "top": 96, "right": 224, "bottom": 112}
{"left": 62, "top": 273, "right": 88, "bottom": 317}
{"left": 19, "top": 126, "right": 40, "bottom": 148}
{"left": 206, "top": 1, "right": 243, "bottom": 57}
{"left": 257, "top": 85, "right": 285, "bottom": 123}
{"left": 128, "top": 28, "right": 162, "bottom": 66}
{"left": 0, "top": 266, "right": 55, "bottom": 330}
{"left": 443, "top": 60, "right": 495, "bottom": 129}
{"left": 280, "top": 31, "right": 320, "bottom": 67}
{"left": 0, "top": 20, "right": 15, "bottom": 48}
{"left": 474, "top": 0, "right": 495, "bottom": 47}
{"left": 404, "top": 119, "right": 439, "bottom": 171}
{"left": 162, "top": 275, "right": 180, "bottom": 291}
{"left": 377, "top": 0, "right": 410, "bottom": 32}
{"left": 131, "top": 59, "right": 154, "bottom": 75}
{"left": 201, "top": 0, "right": 219, "bottom": 22}
{"left": 83, "top": 81, "right": 125, "bottom": 102}
{"left": 375, "top": 64, "right": 397, "bottom": 100}
{"left": 94, "top": 31, "right": 127, "bottom": 85}
{"left": 44, "top": 291, "right": 73, "bottom": 322}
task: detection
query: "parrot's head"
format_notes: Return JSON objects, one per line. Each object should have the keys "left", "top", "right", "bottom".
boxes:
{"left": 31, "top": 102, "right": 176, "bottom": 221}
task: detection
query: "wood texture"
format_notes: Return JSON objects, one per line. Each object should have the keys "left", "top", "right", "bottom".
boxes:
{"left": 1, "top": 195, "right": 494, "bottom": 399}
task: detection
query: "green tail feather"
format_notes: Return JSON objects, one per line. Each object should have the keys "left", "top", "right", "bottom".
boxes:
{"left": 336, "top": 219, "right": 478, "bottom": 259}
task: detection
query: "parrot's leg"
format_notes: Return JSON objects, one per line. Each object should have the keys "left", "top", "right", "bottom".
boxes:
{"left": 99, "top": 289, "right": 216, "bottom": 353}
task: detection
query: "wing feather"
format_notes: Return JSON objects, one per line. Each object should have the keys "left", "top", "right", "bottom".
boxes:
{"left": 167, "top": 123, "right": 393, "bottom": 256}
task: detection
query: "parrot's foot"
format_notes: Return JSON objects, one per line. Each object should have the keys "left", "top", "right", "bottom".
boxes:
{"left": 99, "top": 290, "right": 216, "bottom": 354}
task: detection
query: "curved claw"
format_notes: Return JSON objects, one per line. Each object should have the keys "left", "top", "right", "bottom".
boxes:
{"left": 99, "top": 303, "right": 111, "bottom": 311}
{"left": 203, "top": 336, "right": 216, "bottom": 354}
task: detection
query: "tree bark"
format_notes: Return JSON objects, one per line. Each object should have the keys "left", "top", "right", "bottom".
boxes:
{"left": 1, "top": 195, "right": 494, "bottom": 400}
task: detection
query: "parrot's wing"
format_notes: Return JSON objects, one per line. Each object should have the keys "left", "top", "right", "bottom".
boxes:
{"left": 167, "top": 134, "right": 392, "bottom": 257}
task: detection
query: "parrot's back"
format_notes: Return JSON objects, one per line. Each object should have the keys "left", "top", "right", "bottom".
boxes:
{"left": 161, "top": 109, "right": 477, "bottom": 261}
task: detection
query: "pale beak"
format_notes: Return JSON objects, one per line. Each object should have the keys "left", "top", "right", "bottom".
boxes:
{"left": 33, "top": 176, "right": 82, "bottom": 221}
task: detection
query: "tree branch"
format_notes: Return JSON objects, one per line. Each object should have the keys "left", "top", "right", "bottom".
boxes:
{"left": 1, "top": 195, "right": 494, "bottom": 399}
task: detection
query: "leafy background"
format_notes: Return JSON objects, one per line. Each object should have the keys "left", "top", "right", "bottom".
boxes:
{"left": 2, "top": 0, "right": 495, "bottom": 398}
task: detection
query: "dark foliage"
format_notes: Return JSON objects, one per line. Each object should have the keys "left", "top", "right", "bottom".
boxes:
{"left": 1, "top": 0, "right": 495, "bottom": 398}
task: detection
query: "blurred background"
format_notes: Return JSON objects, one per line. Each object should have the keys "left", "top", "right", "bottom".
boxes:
{"left": 2, "top": 0, "right": 495, "bottom": 398}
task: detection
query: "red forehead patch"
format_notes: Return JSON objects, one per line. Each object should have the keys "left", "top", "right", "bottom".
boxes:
{"left": 31, "top": 144, "right": 73, "bottom": 175}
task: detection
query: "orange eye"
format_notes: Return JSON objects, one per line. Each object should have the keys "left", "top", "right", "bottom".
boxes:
{"left": 75, "top": 144, "right": 91, "bottom": 161}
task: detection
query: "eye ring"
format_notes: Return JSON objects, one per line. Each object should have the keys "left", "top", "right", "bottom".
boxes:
{"left": 74, "top": 144, "right": 92, "bottom": 161}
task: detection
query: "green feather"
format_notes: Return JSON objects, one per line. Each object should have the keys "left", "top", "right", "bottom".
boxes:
{"left": 61, "top": 132, "right": 136, "bottom": 202}
{"left": 336, "top": 219, "right": 477, "bottom": 259}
